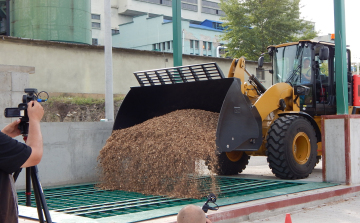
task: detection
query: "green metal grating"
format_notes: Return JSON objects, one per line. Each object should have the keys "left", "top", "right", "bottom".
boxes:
{"left": 17, "top": 177, "right": 338, "bottom": 222}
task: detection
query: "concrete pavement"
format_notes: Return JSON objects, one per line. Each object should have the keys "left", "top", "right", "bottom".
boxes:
{"left": 241, "top": 194, "right": 360, "bottom": 223}
{"left": 231, "top": 156, "right": 360, "bottom": 223}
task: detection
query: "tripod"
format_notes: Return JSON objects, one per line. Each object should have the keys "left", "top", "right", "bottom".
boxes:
{"left": 13, "top": 134, "right": 52, "bottom": 223}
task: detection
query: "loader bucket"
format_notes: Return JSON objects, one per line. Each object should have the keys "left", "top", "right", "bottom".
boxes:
{"left": 113, "top": 63, "right": 262, "bottom": 153}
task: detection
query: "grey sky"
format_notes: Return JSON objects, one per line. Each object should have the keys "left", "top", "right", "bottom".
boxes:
{"left": 300, "top": 0, "right": 360, "bottom": 61}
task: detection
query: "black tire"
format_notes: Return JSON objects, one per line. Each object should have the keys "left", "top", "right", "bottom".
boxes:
{"left": 266, "top": 115, "right": 317, "bottom": 179}
{"left": 208, "top": 151, "right": 250, "bottom": 175}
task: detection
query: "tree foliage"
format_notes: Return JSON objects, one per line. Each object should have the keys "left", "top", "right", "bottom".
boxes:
{"left": 220, "top": 0, "right": 317, "bottom": 61}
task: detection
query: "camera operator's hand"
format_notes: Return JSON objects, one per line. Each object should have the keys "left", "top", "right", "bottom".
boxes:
{"left": 21, "top": 101, "right": 44, "bottom": 168}
{"left": 1, "top": 119, "right": 21, "bottom": 138}
{"left": 27, "top": 101, "right": 44, "bottom": 122}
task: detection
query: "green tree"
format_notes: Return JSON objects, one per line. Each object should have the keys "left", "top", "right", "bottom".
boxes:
{"left": 220, "top": 0, "right": 317, "bottom": 61}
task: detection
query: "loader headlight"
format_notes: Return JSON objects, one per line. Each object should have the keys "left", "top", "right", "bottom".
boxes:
{"left": 294, "top": 85, "right": 310, "bottom": 96}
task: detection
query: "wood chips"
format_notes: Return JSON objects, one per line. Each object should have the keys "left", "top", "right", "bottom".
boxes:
{"left": 97, "top": 109, "right": 219, "bottom": 199}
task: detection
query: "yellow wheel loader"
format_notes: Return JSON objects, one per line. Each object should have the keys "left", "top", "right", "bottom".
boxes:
{"left": 113, "top": 40, "right": 357, "bottom": 180}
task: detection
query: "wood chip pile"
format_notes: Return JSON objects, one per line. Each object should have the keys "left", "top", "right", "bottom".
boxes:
{"left": 97, "top": 109, "right": 219, "bottom": 199}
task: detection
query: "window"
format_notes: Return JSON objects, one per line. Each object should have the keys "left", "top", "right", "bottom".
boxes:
{"left": 141, "top": 0, "right": 171, "bottom": 6}
{"left": 162, "top": 42, "right": 166, "bottom": 51}
{"left": 112, "top": 29, "right": 120, "bottom": 35}
{"left": 190, "top": 40, "right": 194, "bottom": 49}
{"left": 208, "top": 42, "right": 212, "bottom": 51}
{"left": 212, "top": 22, "right": 224, "bottom": 30}
{"left": 92, "top": 38, "right": 98, "bottom": 45}
{"left": 91, "top": 14, "right": 100, "bottom": 20}
{"left": 181, "top": 3, "right": 198, "bottom": 11}
{"left": 203, "top": 41, "right": 206, "bottom": 50}
{"left": 195, "top": 40, "right": 199, "bottom": 49}
{"left": 167, "top": 41, "right": 171, "bottom": 50}
{"left": 153, "top": 44, "right": 157, "bottom": 50}
{"left": 92, "top": 22, "right": 101, "bottom": 29}
{"left": 202, "top": 0, "right": 224, "bottom": 15}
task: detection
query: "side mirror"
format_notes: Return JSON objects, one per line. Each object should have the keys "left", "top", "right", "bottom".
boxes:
{"left": 319, "top": 46, "right": 329, "bottom": 61}
{"left": 258, "top": 56, "right": 264, "bottom": 68}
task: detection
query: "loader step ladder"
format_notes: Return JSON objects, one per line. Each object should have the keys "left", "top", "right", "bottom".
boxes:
{"left": 134, "top": 62, "right": 225, "bottom": 86}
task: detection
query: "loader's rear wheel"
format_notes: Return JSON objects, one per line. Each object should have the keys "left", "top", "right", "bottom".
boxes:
{"left": 266, "top": 115, "right": 317, "bottom": 179}
{"left": 212, "top": 151, "right": 250, "bottom": 175}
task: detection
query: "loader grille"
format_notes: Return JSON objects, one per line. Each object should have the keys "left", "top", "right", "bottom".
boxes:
{"left": 134, "top": 62, "right": 224, "bottom": 86}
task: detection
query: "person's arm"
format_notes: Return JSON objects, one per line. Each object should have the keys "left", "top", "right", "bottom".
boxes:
{"left": 304, "top": 69, "right": 311, "bottom": 80}
{"left": 21, "top": 101, "right": 44, "bottom": 168}
{"left": 1, "top": 119, "right": 21, "bottom": 138}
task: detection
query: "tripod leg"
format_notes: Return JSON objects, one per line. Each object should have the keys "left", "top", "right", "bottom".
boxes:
{"left": 30, "top": 168, "right": 45, "bottom": 223}
{"left": 31, "top": 166, "right": 52, "bottom": 223}
{"left": 26, "top": 168, "right": 32, "bottom": 206}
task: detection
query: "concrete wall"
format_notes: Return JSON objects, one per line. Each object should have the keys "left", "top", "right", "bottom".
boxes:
{"left": 0, "top": 64, "right": 34, "bottom": 125}
{"left": 0, "top": 36, "right": 273, "bottom": 96}
{"left": 9, "top": 122, "right": 114, "bottom": 190}
{"left": 323, "top": 115, "right": 360, "bottom": 185}
{"left": 324, "top": 118, "right": 346, "bottom": 183}
{"left": 350, "top": 119, "right": 360, "bottom": 184}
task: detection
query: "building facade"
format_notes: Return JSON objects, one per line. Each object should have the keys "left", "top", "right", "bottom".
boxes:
{"left": 112, "top": 15, "right": 225, "bottom": 56}
{"left": 91, "top": 0, "right": 224, "bottom": 47}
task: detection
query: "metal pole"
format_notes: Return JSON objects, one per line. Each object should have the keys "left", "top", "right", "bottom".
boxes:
{"left": 182, "top": 29, "right": 185, "bottom": 54}
{"left": 172, "top": 0, "right": 182, "bottom": 66}
{"left": 6, "top": 0, "right": 10, "bottom": 36}
{"left": 334, "top": 0, "right": 348, "bottom": 114}
{"left": 25, "top": 168, "right": 31, "bottom": 206}
{"left": 104, "top": 0, "right": 114, "bottom": 121}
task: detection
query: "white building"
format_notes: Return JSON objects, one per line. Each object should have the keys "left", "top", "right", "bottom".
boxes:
{"left": 91, "top": 0, "right": 223, "bottom": 46}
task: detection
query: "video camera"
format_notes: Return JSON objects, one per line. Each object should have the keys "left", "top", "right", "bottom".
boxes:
{"left": 202, "top": 193, "right": 219, "bottom": 213}
{"left": 4, "top": 88, "right": 48, "bottom": 134}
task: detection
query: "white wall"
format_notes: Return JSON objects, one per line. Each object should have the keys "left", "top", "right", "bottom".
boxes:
{"left": 0, "top": 37, "right": 272, "bottom": 95}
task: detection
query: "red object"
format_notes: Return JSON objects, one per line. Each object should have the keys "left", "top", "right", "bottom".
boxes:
{"left": 320, "top": 87, "right": 326, "bottom": 102}
{"left": 285, "top": 213, "right": 292, "bottom": 223}
{"left": 353, "top": 75, "right": 360, "bottom": 106}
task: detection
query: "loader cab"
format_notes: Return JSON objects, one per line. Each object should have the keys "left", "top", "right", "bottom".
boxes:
{"left": 269, "top": 41, "right": 352, "bottom": 116}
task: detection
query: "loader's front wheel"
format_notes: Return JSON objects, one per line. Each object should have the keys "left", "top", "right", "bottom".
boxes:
{"left": 211, "top": 151, "right": 250, "bottom": 175}
{"left": 266, "top": 115, "right": 317, "bottom": 179}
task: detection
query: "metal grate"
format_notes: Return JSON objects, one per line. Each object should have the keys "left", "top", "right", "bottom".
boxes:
{"left": 17, "top": 177, "right": 337, "bottom": 221}
{"left": 134, "top": 62, "right": 224, "bottom": 86}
